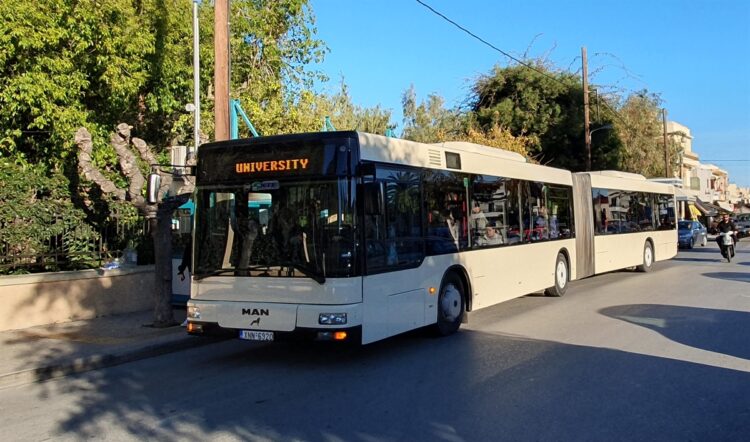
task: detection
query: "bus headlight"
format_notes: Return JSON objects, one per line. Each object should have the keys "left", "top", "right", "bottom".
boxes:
{"left": 319, "top": 313, "right": 347, "bottom": 325}
{"left": 187, "top": 305, "right": 201, "bottom": 320}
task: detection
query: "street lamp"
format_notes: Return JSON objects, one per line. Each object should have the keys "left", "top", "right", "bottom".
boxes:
{"left": 586, "top": 124, "right": 613, "bottom": 170}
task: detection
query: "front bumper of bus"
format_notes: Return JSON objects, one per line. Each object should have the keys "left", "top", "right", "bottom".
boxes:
{"left": 185, "top": 300, "right": 363, "bottom": 343}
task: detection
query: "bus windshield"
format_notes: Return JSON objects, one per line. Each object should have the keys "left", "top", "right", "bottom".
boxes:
{"left": 193, "top": 178, "right": 354, "bottom": 282}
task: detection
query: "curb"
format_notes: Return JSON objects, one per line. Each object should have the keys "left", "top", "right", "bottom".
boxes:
{"left": 0, "top": 335, "right": 226, "bottom": 389}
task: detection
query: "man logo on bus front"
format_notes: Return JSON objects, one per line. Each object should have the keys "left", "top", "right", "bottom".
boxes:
{"left": 249, "top": 317, "right": 261, "bottom": 327}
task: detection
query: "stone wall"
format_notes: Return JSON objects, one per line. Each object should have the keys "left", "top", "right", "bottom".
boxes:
{"left": 0, "top": 266, "right": 155, "bottom": 332}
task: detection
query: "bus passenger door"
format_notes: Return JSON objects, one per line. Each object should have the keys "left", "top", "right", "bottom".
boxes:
{"left": 360, "top": 169, "right": 426, "bottom": 344}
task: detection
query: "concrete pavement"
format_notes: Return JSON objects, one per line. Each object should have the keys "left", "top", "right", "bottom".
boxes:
{"left": 0, "top": 309, "right": 222, "bottom": 389}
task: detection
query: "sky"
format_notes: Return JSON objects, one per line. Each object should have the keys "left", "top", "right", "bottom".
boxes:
{"left": 308, "top": 0, "right": 750, "bottom": 187}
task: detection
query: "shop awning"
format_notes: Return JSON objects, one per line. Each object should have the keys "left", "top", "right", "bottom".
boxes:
{"left": 673, "top": 186, "right": 695, "bottom": 202}
{"left": 695, "top": 198, "right": 723, "bottom": 217}
{"left": 717, "top": 201, "right": 734, "bottom": 212}
{"left": 688, "top": 203, "right": 702, "bottom": 219}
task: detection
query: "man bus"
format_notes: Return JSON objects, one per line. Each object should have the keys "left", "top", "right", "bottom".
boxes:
{"left": 177, "top": 132, "right": 675, "bottom": 345}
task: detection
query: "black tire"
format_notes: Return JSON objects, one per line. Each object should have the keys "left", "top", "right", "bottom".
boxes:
{"left": 636, "top": 241, "right": 654, "bottom": 273}
{"left": 544, "top": 252, "right": 569, "bottom": 297}
{"left": 687, "top": 237, "right": 694, "bottom": 249}
{"left": 433, "top": 272, "right": 465, "bottom": 336}
{"left": 726, "top": 246, "right": 733, "bottom": 263}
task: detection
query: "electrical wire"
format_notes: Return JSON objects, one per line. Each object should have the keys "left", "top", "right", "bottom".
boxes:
{"left": 415, "top": 0, "right": 629, "bottom": 127}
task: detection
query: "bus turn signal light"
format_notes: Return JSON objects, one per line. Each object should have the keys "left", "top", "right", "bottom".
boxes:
{"left": 187, "top": 323, "right": 203, "bottom": 334}
{"left": 429, "top": 287, "right": 437, "bottom": 295}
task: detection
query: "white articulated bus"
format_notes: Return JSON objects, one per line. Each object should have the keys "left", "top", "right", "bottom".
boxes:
{"left": 183, "top": 131, "right": 676, "bottom": 345}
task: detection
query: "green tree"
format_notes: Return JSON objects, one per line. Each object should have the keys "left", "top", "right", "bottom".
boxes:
{"left": 292, "top": 80, "right": 394, "bottom": 134}
{"left": 227, "top": 0, "right": 329, "bottom": 136}
{"left": 402, "top": 85, "right": 463, "bottom": 143}
{"left": 468, "top": 62, "right": 620, "bottom": 171}
{"left": 402, "top": 86, "right": 531, "bottom": 157}
{"left": 0, "top": 0, "right": 195, "bottom": 163}
{"left": 615, "top": 91, "right": 680, "bottom": 177}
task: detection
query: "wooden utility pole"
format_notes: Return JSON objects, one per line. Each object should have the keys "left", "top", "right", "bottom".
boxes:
{"left": 214, "top": 0, "right": 230, "bottom": 141}
{"left": 582, "top": 47, "right": 591, "bottom": 171}
{"left": 662, "top": 108, "right": 670, "bottom": 177}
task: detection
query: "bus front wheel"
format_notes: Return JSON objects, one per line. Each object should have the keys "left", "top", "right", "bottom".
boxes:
{"left": 545, "top": 252, "right": 569, "bottom": 297}
{"left": 433, "top": 273, "right": 465, "bottom": 336}
{"left": 637, "top": 241, "right": 654, "bottom": 273}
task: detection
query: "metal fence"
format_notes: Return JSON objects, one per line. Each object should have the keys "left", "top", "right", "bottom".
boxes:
{"left": 0, "top": 217, "right": 151, "bottom": 274}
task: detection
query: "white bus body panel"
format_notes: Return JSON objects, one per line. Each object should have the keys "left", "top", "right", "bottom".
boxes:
{"left": 192, "top": 276, "right": 362, "bottom": 304}
{"left": 593, "top": 230, "right": 676, "bottom": 274}
{"left": 358, "top": 133, "right": 572, "bottom": 183}
{"left": 189, "top": 277, "right": 365, "bottom": 335}
{"left": 189, "top": 299, "right": 364, "bottom": 330}
{"left": 462, "top": 240, "right": 576, "bottom": 308}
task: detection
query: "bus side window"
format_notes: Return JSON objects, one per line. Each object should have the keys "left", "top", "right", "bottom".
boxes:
{"left": 364, "top": 168, "right": 423, "bottom": 274}
{"left": 424, "top": 170, "right": 469, "bottom": 254}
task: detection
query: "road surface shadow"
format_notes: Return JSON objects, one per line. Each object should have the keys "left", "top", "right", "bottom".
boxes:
{"left": 702, "top": 271, "right": 750, "bottom": 283}
{"left": 15, "top": 326, "right": 749, "bottom": 442}
{"left": 672, "top": 257, "right": 723, "bottom": 263}
{"left": 600, "top": 304, "right": 750, "bottom": 360}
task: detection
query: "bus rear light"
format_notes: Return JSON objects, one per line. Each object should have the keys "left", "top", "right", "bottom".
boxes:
{"left": 319, "top": 313, "right": 347, "bottom": 325}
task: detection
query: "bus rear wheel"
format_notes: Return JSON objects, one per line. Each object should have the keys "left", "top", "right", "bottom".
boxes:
{"left": 433, "top": 273, "right": 464, "bottom": 336}
{"left": 545, "top": 252, "right": 569, "bottom": 297}
{"left": 637, "top": 241, "right": 654, "bottom": 273}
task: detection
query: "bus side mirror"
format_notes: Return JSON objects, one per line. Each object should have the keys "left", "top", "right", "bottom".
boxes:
{"left": 362, "top": 181, "right": 384, "bottom": 216}
{"left": 147, "top": 172, "right": 161, "bottom": 204}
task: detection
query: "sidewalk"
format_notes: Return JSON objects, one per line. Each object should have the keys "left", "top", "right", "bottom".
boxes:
{"left": 0, "top": 309, "right": 221, "bottom": 389}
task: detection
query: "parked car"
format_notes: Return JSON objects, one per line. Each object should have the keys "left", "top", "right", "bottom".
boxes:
{"left": 678, "top": 220, "right": 708, "bottom": 249}
{"left": 735, "top": 214, "right": 750, "bottom": 239}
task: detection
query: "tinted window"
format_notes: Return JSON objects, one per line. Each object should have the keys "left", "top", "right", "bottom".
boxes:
{"left": 364, "top": 167, "right": 424, "bottom": 273}
{"left": 424, "top": 170, "right": 469, "bottom": 254}
{"left": 470, "top": 175, "right": 519, "bottom": 247}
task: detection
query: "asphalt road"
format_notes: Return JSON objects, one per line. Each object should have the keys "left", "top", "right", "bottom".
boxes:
{"left": 1, "top": 241, "right": 748, "bottom": 441}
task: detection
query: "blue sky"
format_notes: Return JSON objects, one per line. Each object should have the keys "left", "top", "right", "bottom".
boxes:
{"left": 309, "top": 0, "right": 750, "bottom": 187}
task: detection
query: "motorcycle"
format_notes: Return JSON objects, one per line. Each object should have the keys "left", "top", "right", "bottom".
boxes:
{"left": 717, "top": 231, "right": 736, "bottom": 263}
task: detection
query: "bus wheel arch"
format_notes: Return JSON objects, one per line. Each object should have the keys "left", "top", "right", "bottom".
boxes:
{"left": 432, "top": 267, "right": 468, "bottom": 336}
{"left": 637, "top": 239, "right": 655, "bottom": 272}
{"left": 544, "top": 249, "right": 570, "bottom": 297}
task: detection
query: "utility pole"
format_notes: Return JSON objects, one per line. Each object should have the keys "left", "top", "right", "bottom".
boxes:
{"left": 662, "top": 108, "right": 670, "bottom": 177}
{"left": 191, "top": 0, "right": 201, "bottom": 156}
{"left": 214, "top": 0, "right": 230, "bottom": 141}
{"left": 582, "top": 47, "right": 591, "bottom": 171}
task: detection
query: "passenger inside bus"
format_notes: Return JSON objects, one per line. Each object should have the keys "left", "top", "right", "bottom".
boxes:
{"left": 477, "top": 224, "right": 503, "bottom": 246}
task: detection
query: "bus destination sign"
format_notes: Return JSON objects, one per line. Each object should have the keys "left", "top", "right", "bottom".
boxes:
{"left": 235, "top": 158, "right": 310, "bottom": 174}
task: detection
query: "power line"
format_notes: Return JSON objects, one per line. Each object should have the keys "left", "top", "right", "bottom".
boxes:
{"left": 415, "top": 0, "right": 629, "bottom": 126}
{"left": 414, "top": 0, "right": 564, "bottom": 86}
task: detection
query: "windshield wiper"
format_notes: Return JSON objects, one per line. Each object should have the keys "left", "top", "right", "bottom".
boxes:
{"left": 193, "top": 268, "right": 237, "bottom": 281}
{"left": 194, "top": 265, "right": 325, "bottom": 284}
{"left": 284, "top": 262, "right": 325, "bottom": 284}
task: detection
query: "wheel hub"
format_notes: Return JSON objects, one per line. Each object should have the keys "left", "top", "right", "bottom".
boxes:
{"left": 441, "top": 284, "right": 462, "bottom": 322}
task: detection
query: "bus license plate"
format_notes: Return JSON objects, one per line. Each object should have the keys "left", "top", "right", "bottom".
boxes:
{"left": 239, "top": 330, "right": 274, "bottom": 341}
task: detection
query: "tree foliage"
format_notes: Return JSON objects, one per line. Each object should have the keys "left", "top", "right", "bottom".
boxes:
{"left": 401, "top": 85, "right": 531, "bottom": 157}
{"left": 0, "top": 0, "right": 196, "bottom": 164}
{"left": 615, "top": 91, "right": 680, "bottom": 177}
{"left": 469, "top": 62, "right": 620, "bottom": 171}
